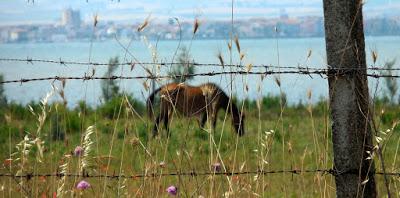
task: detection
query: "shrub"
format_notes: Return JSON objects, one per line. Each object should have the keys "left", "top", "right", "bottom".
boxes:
{"left": 98, "top": 95, "right": 145, "bottom": 119}
{"left": 168, "top": 46, "right": 195, "bottom": 83}
{"left": 75, "top": 100, "right": 92, "bottom": 115}
{"left": 261, "top": 94, "right": 286, "bottom": 110}
{"left": 101, "top": 57, "right": 121, "bottom": 102}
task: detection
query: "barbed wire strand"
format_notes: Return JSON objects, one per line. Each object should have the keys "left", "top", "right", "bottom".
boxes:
{"left": 0, "top": 69, "right": 398, "bottom": 85}
{"left": 0, "top": 169, "right": 398, "bottom": 179}
{"left": 0, "top": 57, "right": 400, "bottom": 71}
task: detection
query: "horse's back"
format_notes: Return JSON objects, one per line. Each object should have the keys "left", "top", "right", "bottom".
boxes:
{"left": 159, "top": 83, "right": 207, "bottom": 117}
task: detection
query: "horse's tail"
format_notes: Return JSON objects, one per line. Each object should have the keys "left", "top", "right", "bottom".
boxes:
{"left": 146, "top": 87, "right": 162, "bottom": 119}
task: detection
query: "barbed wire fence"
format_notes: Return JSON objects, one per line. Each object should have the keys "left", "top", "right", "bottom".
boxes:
{"left": 1, "top": 57, "right": 400, "bottom": 181}
{"left": 2, "top": 169, "right": 400, "bottom": 180}
{"left": 1, "top": 58, "right": 400, "bottom": 85}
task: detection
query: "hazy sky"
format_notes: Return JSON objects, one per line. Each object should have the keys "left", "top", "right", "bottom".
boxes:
{"left": 0, "top": 0, "right": 399, "bottom": 25}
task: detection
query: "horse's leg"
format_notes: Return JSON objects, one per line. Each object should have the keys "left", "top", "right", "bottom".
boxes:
{"left": 212, "top": 114, "right": 217, "bottom": 130}
{"left": 159, "top": 105, "right": 171, "bottom": 137}
{"left": 200, "top": 112, "right": 207, "bottom": 128}
{"left": 210, "top": 102, "right": 218, "bottom": 131}
{"left": 211, "top": 109, "right": 218, "bottom": 130}
{"left": 152, "top": 115, "right": 161, "bottom": 137}
{"left": 163, "top": 112, "right": 170, "bottom": 137}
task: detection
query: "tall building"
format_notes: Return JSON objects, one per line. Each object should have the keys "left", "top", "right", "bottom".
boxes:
{"left": 280, "top": 8, "right": 289, "bottom": 20}
{"left": 61, "top": 8, "right": 81, "bottom": 28}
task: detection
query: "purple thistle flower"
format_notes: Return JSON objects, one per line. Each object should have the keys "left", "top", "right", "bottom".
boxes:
{"left": 76, "top": 180, "right": 91, "bottom": 190}
{"left": 166, "top": 185, "right": 177, "bottom": 196}
{"left": 74, "top": 146, "right": 84, "bottom": 157}
{"left": 212, "top": 162, "right": 221, "bottom": 172}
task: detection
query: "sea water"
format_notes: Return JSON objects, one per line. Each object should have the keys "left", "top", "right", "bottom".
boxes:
{"left": 0, "top": 36, "right": 399, "bottom": 107}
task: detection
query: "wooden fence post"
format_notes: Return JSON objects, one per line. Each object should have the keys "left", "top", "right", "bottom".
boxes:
{"left": 323, "top": 0, "right": 377, "bottom": 197}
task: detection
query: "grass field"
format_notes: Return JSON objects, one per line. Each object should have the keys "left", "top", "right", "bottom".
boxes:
{"left": 0, "top": 93, "right": 400, "bottom": 197}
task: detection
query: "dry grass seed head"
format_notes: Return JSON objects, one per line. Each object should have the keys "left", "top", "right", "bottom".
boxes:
{"left": 217, "top": 52, "right": 224, "bottom": 67}
{"left": 130, "top": 62, "right": 136, "bottom": 71}
{"left": 274, "top": 76, "right": 281, "bottom": 87}
{"left": 93, "top": 14, "right": 98, "bottom": 27}
{"left": 138, "top": 15, "right": 151, "bottom": 32}
{"left": 142, "top": 80, "right": 149, "bottom": 91}
{"left": 240, "top": 53, "right": 245, "bottom": 61}
{"left": 246, "top": 63, "right": 253, "bottom": 72}
{"left": 287, "top": 141, "right": 293, "bottom": 153}
{"left": 81, "top": 125, "right": 95, "bottom": 172}
{"left": 57, "top": 154, "right": 72, "bottom": 197}
{"left": 193, "top": 18, "right": 200, "bottom": 35}
{"left": 234, "top": 35, "right": 241, "bottom": 54}
{"left": 306, "top": 49, "right": 312, "bottom": 60}
{"left": 307, "top": 89, "right": 312, "bottom": 100}
{"left": 227, "top": 42, "right": 232, "bottom": 52}
{"left": 61, "top": 78, "right": 66, "bottom": 88}
{"left": 371, "top": 50, "right": 378, "bottom": 64}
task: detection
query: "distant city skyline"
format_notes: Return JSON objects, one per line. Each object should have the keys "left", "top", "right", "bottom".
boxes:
{"left": 0, "top": 0, "right": 399, "bottom": 26}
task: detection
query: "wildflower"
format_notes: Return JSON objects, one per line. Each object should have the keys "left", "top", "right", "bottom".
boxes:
{"left": 212, "top": 162, "right": 221, "bottom": 172}
{"left": 76, "top": 180, "right": 91, "bottom": 190}
{"left": 159, "top": 161, "right": 166, "bottom": 168}
{"left": 166, "top": 185, "right": 178, "bottom": 196}
{"left": 130, "top": 137, "right": 140, "bottom": 146}
{"left": 223, "top": 191, "right": 234, "bottom": 197}
{"left": 4, "top": 159, "right": 12, "bottom": 167}
{"left": 74, "top": 146, "right": 84, "bottom": 157}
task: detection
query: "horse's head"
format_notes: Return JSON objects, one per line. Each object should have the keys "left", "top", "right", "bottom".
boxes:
{"left": 233, "top": 111, "right": 245, "bottom": 136}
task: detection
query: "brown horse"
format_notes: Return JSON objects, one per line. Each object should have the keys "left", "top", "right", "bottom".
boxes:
{"left": 146, "top": 82, "right": 245, "bottom": 137}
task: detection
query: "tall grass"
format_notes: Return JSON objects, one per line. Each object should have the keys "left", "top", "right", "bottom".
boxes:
{"left": 1, "top": 93, "right": 400, "bottom": 196}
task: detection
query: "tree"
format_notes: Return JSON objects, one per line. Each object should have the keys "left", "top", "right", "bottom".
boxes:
{"left": 323, "top": 0, "right": 377, "bottom": 196}
{"left": 169, "top": 46, "right": 195, "bottom": 83}
{"left": 101, "top": 57, "right": 120, "bottom": 102}
{"left": 382, "top": 59, "right": 397, "bottom": 104}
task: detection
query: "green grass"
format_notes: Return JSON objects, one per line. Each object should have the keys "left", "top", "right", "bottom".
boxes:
{"left": 0, "top": 96, "right": 399, "bottom": 197}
